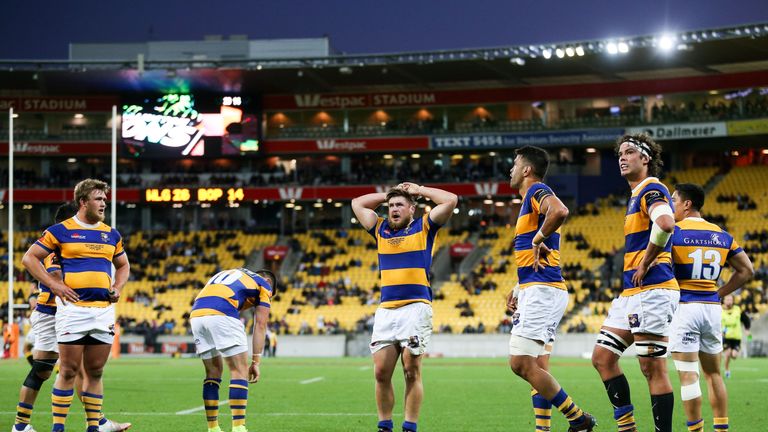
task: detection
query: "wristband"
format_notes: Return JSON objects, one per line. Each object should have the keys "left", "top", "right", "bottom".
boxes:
{"left": 532, "top": 230, "right": 550, "bottom": 245}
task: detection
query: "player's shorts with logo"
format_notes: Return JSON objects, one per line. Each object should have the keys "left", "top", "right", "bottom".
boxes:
{"left": 602, "top": 289, "right": 679, "bottom": 336}
{"left": 370, "top": 302, "right": 432, "bottom": 355}
{"left": 509, "top": 285, "right": 569, "bottom": 355}
{"left": 191, "top": 315, "right": 248, "bottom": 359}
{"left": 29, "top": 310, "right": 58, "bottom": 352}
{"left": 670, "top": 302, "right": 722, "bottom": 354}
{"left": 55, "top": 298, "right": 116, "bottom": 344}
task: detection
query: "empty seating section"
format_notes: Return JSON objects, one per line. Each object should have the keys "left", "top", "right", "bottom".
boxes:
{"left": 665, "top": 167, "right": 719, "bottom": 188}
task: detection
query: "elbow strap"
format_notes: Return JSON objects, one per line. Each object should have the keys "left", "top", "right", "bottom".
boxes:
{"left": 649, "top": 204, "right": 673, "bottom": 247}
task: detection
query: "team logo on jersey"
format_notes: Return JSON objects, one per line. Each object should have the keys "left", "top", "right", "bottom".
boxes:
{"left": 70, "top": 233, "right": 86, "bottom": 239}
{"left": 628, "top": 198, "right": 638, "bottom": 210}
{"left": 628, "top": 314, "right": 640, "bottom": 328}
{"left": 512, "top": 313, "right": 520, "bottom": 326}
{"left": 101, "top": 233, "right": 110, "bottom": 242}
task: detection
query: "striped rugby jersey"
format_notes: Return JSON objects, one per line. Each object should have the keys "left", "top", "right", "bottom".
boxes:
{"left": 672, "top": 217, "right": 742, "bottom": 303}
{"left": 622, "top": 177, "right": 679, "bottom": 296}
{"left": 36, "top": 253, "right": 61, "bottom": 315}
{"left": 514, "top": 182, "right": 566, "bottom": 290}
{"left": 190, "top": 268, "right": 272, "bottom": 319}
{"left": 35, "top": 216, "right": 125, "bottom": 308}
{"left": 368, "top": 214, "right": 440, "bottom": 309}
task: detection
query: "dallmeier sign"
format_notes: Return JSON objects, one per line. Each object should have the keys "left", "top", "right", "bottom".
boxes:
{"left": 625, "top": 122, "right": 727, "bottom": 140}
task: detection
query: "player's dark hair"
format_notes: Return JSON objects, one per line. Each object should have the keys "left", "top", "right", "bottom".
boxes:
{"left": 386, "top": 188, "right": 416, "bottom": 205}
{"left": 54, "top": 202, "right": 78, "bottom": 223}
{"left": 515, "top": 146, "right": 550, "bottom": 179}
{"left": 674, "top": 183, "right": 705, "bottom": 211}
{"left": 615, "top": 133, "right": 664, "bottom": 178}
{"left": 256, "top": 269, "right": 278, "bottom": 294}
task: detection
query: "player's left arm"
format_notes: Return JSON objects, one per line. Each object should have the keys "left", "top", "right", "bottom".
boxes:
{"left": 110, "top": 253, "right": 130, "bottom": 303}
{"left": 400, "top": 182, "right": 458, "bottom": 226}
{"left": 632, "top": 198, "right": 675, "bottom": 287}
{"left": 530, "top": 192, "right": 569, "bottom": 271}
{"left": 718, "top": 251, "right": 754, "bottom": 299}
{"left": 249, "top": 305, "right": 270, "bottom": 383}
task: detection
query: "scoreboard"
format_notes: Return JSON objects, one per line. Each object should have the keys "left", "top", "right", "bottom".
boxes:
{"left": 144, "top": 187, "right": 245, "bottom": 203}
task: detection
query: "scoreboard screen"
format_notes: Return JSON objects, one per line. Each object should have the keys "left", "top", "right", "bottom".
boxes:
{"left": 122, "top": 94, "right": 261, "bottom": 158}
{"left": 144, "top": 187, "right": 245, "bottom": 203}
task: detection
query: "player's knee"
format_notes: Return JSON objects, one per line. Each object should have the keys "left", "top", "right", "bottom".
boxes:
{"left": 403, "top": 365, "right": 421, "bottom": 383}
{"left": 58, "top": 362, "right": 79, "bottom": 381}
{"left": 374, "top": 367, "right": 393, "bottom": 384}
{"left": 85, "top": 365, "right": 105, "bottom": 380}
{"left": 638, "top": 358, "right": 667, "bottom": 382}
{"left": 674, "top": 360, "right": 701, "bottom": 400}
{"left": 591, "top": 349, "right": 617, "bottom": 373}
{"left": 23, "top": 359, "right": 57, "bottom": 390}
{"left": 508, "top": 355, "right": 533, "bottom": 378}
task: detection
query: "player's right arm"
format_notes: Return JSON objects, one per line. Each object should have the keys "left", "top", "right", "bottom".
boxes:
{"left": 718, "top": 251, "right": 754, "bottom": 299}
{"left": 351, "top": 192, "right": 387, "bottom": 231}
{"left": 22, "top": 244, "right": 78, "bottom": 303}
{"left": 249, "top": 305, "right": 270, "bottom": 383}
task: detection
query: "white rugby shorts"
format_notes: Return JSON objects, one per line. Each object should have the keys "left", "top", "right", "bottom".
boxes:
{"left": 55, "top": 298, "right": 115, "bottom": 344}
{"left": 670, "top": 302, "right": 722, "bottom": 354}
{"left": 602, "top": 289, "right": 679, "bottom": 336}
{"left": 370, "top": 302, "right": 432, "bottom": 355}
{"left": 191, "top": 315, "right": 248, "bottom": 359}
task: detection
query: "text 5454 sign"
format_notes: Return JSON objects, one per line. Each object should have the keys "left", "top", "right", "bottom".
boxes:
{"left": 144, "top": 188, "right": 244, "bottom": 203}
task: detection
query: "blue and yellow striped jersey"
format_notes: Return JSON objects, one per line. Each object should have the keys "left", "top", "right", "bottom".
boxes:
{"left": 514, "top": 183, "right": 566, "bottom": 290}
{"left": 190, "top": 268, "right": 273, "bottom": 319}
{"left": 622, "top": 177, "right": 679, "bottom": 296}
{"left": 368, "top": 214, "right": 440, "bottom": 309}
{"left": 35, "top": 217, "right": 125, "bottom": 308}
{"left": 672, "top": 217, "right": 742, "bottom": 303}
{"left": 36, "top": 253, "right": 61, "bottom": 315}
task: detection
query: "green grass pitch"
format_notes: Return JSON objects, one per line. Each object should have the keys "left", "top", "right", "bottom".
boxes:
{"left": 2, "top": 357, "right": 766, "bottom": 431}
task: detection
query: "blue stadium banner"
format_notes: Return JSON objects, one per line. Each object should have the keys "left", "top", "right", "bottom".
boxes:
{"left": 430, "top": 128, "right": 624, "bottom": 150}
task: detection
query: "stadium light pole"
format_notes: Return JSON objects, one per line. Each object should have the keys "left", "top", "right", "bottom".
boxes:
{"left": 7, "top": 107, "right": 14, "bottom": 325}
{"left": 111, "top": 105, "right": 117, "bottom": 229}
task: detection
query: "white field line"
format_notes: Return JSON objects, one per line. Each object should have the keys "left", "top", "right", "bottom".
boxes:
{"left": 175, "top": 400, "right": 230, "bottom": 415}
{"left": 299, "top": 376, "right": 324, "bottom": 384}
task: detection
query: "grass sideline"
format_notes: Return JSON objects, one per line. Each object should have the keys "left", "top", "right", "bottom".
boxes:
{"left": 1, "top": 357, "right": 766, "bottom": 431}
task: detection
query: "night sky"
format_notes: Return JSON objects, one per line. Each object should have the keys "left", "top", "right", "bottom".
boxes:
{"left": 2, "top": 0, "right": 768, "bottom": 59}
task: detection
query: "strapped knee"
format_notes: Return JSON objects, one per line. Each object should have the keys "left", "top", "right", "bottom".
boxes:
{"left": 596, "top": 329, "right": 630, "bottom": 356}
{"left": 674, "top": 360, "right": 702, "bottom": 400}
{"left": 23, "top": 359, "right": 57, "bottom": 390}
{"left": 635, "top": 340, "right": 668, "bottom": 358}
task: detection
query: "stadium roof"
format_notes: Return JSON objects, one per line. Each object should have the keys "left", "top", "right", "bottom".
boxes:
{"left": 1, "top": 22, "right": 767, "bottom": 95}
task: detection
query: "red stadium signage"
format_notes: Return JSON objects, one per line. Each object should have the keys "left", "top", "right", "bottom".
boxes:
{"left": 0, "top": 142, "right": 111, "bottom": 156}
{"left": 263, "top": 136, "right": 429, "bottom": 154}
{"left": 264, "top": 245, "right": 289, "bottom": 261}
{"left": 450, "top": 243, "right": 475, "bottom": 258}
{"left": 264, "top": 71, "right": 768, "bottom": 110}
{"left": 6, "top": 183, "right": 516, "bottom": 203}
{"left": 0, "top": 96, "right": 119, "bottom": 112}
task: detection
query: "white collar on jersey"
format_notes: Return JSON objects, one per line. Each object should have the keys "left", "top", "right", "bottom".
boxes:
{"left": 72, "top": 215, "right": 101, "bottom": 229}
{"left": 631, "top": 176, "right": 659, "bottom": 195}
{"left": 683, "top": 217, "right": 705, "bottom": 222}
